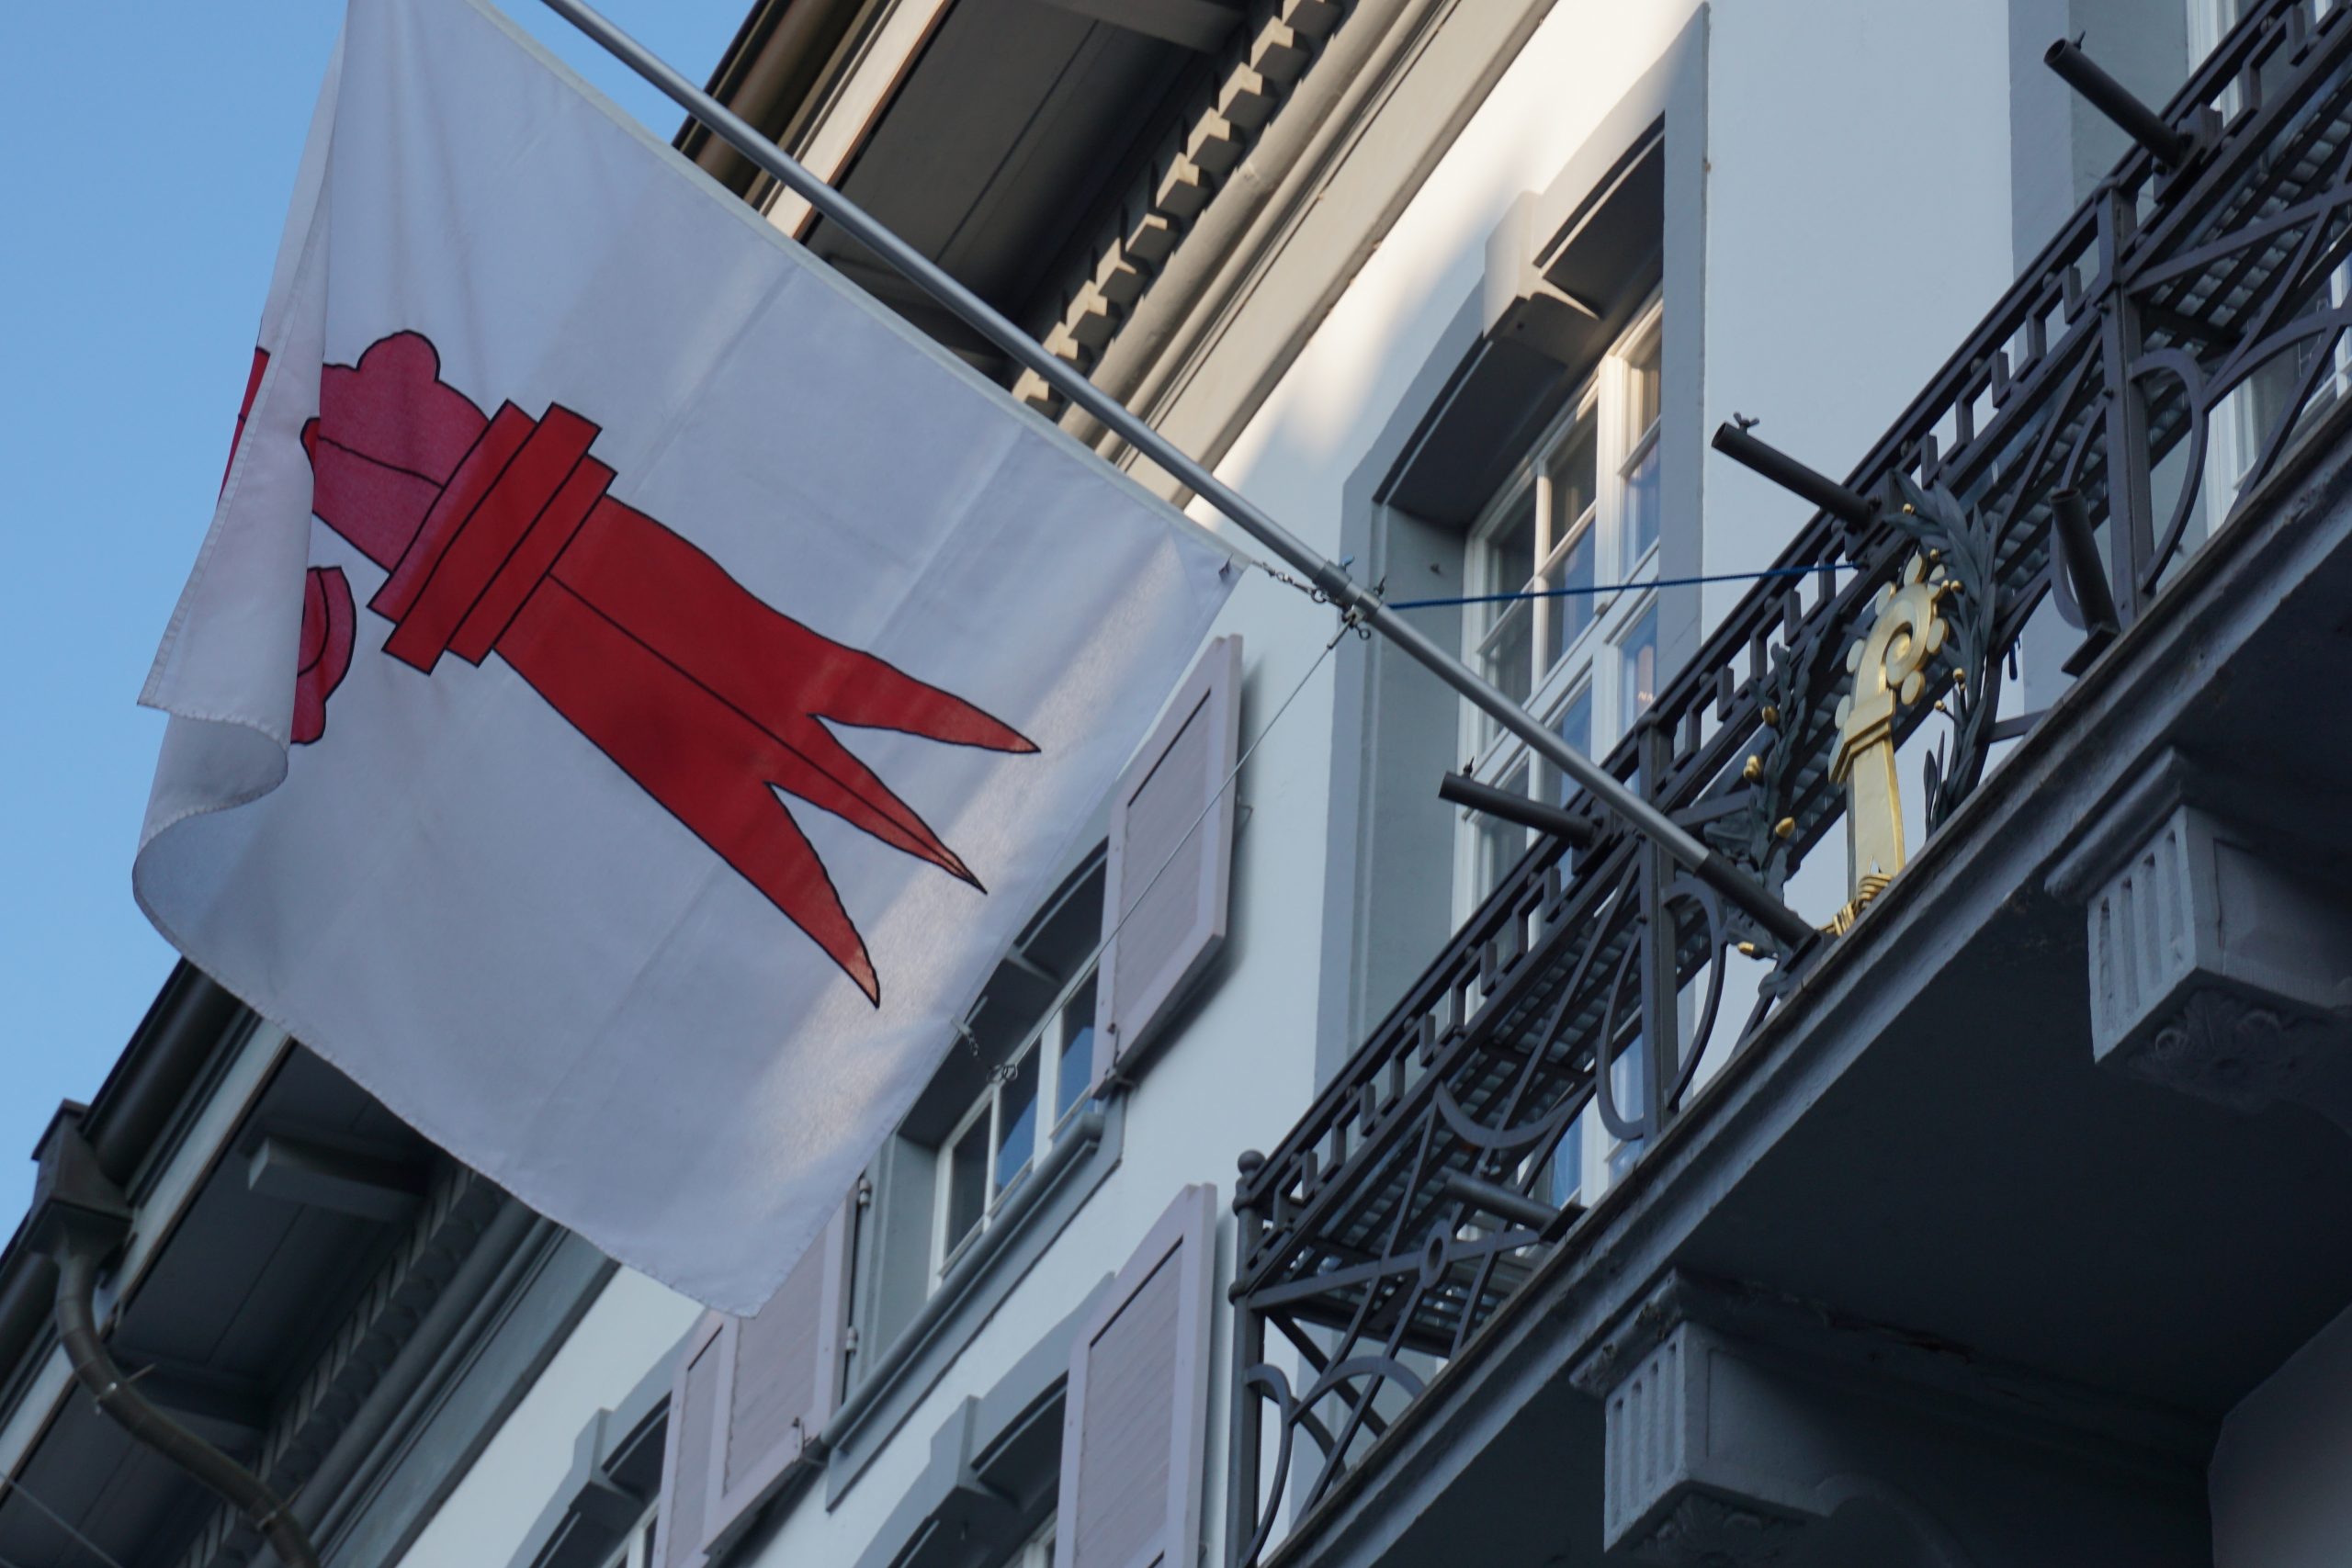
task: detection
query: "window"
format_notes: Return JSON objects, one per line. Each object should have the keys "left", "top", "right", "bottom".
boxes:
{"left": 1617, "top": 604, "right": 1657, "bottom": 723}
{"left": 1541, "top": 1114, "right": 1584, "bottom": 1211}
{"left": 1456, "top": 299, "right": 1665, "bottom": 913}
{"left": 1605, "top": 1037, "right": 1646, "bottom": 1182}
{"left": 1011, "top": 1517, "right": 1056, "bottom": 1568}
{"left": 931, "top": 852, "right": 1105, "bottom": 1285}
{"left": 2186, "top": 0, "right": 2350, "bottom": 546}
{"left": 598, "top": 1510, "right": 658, "bottom": 1568}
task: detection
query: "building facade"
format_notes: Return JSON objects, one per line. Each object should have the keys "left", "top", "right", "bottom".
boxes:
{"left": 7, "top": 1, "right": 2352, "bottom": 1566}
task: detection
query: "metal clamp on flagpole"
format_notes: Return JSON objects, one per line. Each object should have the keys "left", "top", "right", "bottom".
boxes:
{"left": 537, "top": 0, "right": 1815, "bottom": 954}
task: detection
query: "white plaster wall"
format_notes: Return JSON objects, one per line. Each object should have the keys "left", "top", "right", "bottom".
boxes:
{"left": 2210, "top": 1298, "right": 2352, "bottom": 1568}
{"left": 416, "top": 6, "right": 2030, "bottom": 1566}
{"left": 392, "top": 1269, "right": 699, "bottom": 1568}
{"left": 1700, "top": 0, "right": 2017, "bottom": 631}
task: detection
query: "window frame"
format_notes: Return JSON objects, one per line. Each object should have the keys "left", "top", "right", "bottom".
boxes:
{"left": 1453, "top": 295, "right": 1665, "bottom": 915}
{"left": 929, "top": 937, "right": 1104, "bottom": 1289}
{"left": 1012, "top": 1515, "right": 1056, "bottom": 1568}
{"left": 598, "top": 1509, "right": 658, "bottom": 1568}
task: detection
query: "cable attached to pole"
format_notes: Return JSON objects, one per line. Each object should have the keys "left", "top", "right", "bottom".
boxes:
{"left": 1008, "top": 624, "right": 1350, "bottom": 1098}
{"left": 1385, "top": 561, "right": 1849, "bottom": 614}
{"left": 536, "top": 0, "right": 1816, "bottom": 955}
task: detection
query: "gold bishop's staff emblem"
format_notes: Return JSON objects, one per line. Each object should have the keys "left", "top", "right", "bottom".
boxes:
{"left": 1826, "top": 552, "right": 1955, "bottom": 935}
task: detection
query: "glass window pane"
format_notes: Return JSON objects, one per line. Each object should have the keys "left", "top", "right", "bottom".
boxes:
{"left": 1474, "top": 761, "right": 1532, "bottom": 898}
{"left": 1623, "top": 439, "right": 1659, "bottom": 563}
{"left": 1552, "top": 417, "right": 1599, "bottom": 527}
{"left": 1017, "top": 860, "right": 1105, "bottom": 987}
{"left": 1491, "top": 495, "right": 1538, "bottom": 592}
{"left": 1547, "top": 1116, "right": 1584, "bottom": 1209}
{"left": 1553, "top": 689, "right": 1592, "bottom": 805}
{"left": 1478, "top": 597, "right": 1535, "bottom": 710}
{"left": 1544, "top": 527, "right": 1595, "bottom": 668}
{"left": 1619, "top": 606, "right": 1658, "bottom": 724}
{"left": 1625, "top": 333, "right": 1660, "bottom": 435}
{"left": 1055, "top": 975, "right": 1097, "bottom": 1123}
{"left": 996, "top": 1049, "right": 1038, "bottom": 1198}
{"left": 945, "top": 1116, "right": 988, "bottom": 1256}
{"left": 1607, "top": 1038, "right": 1646, "bottom": 1180}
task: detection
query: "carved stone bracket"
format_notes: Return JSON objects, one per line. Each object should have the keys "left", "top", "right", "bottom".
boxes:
{"left": 2048, "top": 753, "right": 2352, "bottom": 1133}
{"left": 1629, "top": 1493, "right": 1805, "bottom": 1566}
{"left": 2132, "top": 988, "right": 2347, "bottom": 1118}
{"left": 1587, "top": 1320, "right": 1821, "bottom": 1562}
{"left": 1566, "top": 1272, "right": 2212, "bottom": 1567}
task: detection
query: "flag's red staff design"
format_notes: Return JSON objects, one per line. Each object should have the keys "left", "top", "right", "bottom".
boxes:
{"left": 255, "top": 331, "right": 1037, "bottom": 1003}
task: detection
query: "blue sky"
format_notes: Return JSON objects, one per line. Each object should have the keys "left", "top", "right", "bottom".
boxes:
{"left": 0, "top": 0, "right": 755, "bottom": 1215}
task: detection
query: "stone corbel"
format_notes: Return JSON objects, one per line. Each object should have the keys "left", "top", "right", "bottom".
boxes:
{"left": 1579, "top": 1317, "right": 1820, "bottom": 1563}
{"left": 2046, "top": 752, "right": 2352, "bottom": 1133}
{"left": 1566, "top": 1273, "right": 2210, "bottom": 1566}
{"left": 1480, "top": 191, "right": 1605, "bottom": 370}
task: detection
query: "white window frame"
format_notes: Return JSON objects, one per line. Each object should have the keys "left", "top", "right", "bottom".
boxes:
{"left": 1018, "top": 1516, "right": 1057, "bottom": 1568}
{"left": 2185, "top": 0, "right": 2341, "bottom": 64}
{"left": 1454, "top": 297, "right": 1665, "bottom": 916}
{"left": 929, "top": 956, "right": 1102, "bottom": 1289}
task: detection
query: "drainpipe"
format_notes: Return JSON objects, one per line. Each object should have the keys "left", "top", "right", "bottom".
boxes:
{"left": 30, "top": 1109, "right": 322, "bottom": 1568}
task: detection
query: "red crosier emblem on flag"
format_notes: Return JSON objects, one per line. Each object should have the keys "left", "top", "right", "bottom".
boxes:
{"left": 243, "top": 332, "right": 1038, "bottom": 1003}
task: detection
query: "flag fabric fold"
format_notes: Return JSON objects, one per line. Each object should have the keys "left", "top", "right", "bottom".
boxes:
{"left": 137, "top": 0, "right": 1234, "bottom": 1313}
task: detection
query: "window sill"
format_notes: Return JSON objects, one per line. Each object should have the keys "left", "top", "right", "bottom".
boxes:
{"left": 817, "top": 1098, "right": 1124, "bottom": 1505}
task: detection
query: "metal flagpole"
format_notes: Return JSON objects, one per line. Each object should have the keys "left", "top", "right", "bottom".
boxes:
{"left": 536, "top": 0, "right": 1815, "bottom": 952}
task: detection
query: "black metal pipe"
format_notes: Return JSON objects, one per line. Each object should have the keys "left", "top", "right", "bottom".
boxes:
{"left": 1711, "top": 423, "right": 1878, "bottom": 530}
{"left": 53, "top": 1247, "right": 322, "bottom": 1568}
{"left": 1440, "top": 773, "right": 1598, "bottom": 848}
{"left": 1440, "top": 1171, "right": 1565, "bottom": 1232}
{"left": 2045, "top": 39, "right": 2193, "bottom": 167}
{"left": 1693, "top": 851, "right": 1818, "bottom": 952}
{"left": 2052, "top": 489, "right": 2122, "bottom": 670}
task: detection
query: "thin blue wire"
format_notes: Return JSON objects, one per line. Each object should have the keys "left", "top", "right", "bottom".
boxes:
{"left": 1385, "top": 561, "right": 1849, "bottom": 613}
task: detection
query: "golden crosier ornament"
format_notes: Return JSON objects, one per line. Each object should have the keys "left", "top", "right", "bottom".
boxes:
{"left": 1826, "top": 552, "right": 1953, "bottom": 933}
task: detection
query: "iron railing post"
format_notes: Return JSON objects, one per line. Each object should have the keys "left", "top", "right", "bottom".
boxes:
{"left": 2096, "top": 186, "right": 2156, "bottom": 623}
{"left": 1225, "top": 1184, "right": 1267, "bottom": 1568}
{"left": 1638, "top": 721, "right": 1679, "bottom": 1140}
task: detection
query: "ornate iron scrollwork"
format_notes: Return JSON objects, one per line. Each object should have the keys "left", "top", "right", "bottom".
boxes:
{"left": 1231, "top": 7, "right": 2352, "bottom": 1562}
{"left": 1886, "top": 475, "right": 2002, "bottom": 830}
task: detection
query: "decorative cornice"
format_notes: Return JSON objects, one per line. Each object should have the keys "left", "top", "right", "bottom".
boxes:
{"left": 1013, "top": 0, "right": 1352, "bottom": 416}
{"left": 172, "top": 1167, "right": 505, "bottom": 1568}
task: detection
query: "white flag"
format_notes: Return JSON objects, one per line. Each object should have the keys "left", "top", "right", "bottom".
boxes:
{"left": 137, "top": 0, "right": 1234, "bottom": 1312}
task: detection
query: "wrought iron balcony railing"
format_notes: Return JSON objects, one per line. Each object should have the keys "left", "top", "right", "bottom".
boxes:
{"left": 1227, "top": 3, "right": 2352, "bottom": 1562}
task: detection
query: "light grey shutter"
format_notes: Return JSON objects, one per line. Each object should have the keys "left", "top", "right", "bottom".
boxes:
{"left": 697, "top": 1193, "right": 854, "bottom": 1551}
{"left": 652, "top": 1313, "right": 725, "bottom": 1568}
{"left": 1056, "top": 1183, "right": 1216, "bottom": 1568}
{"left": 1092, "top": 636, "right": 1242, "bottom": 1087}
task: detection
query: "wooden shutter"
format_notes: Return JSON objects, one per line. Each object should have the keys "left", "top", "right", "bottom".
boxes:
{"left": 699, "top": 1193, "right": 854, "bottom": 1551}
{"left": 1056, "top": 1184, "right": 1216, "bottom": 1568}
{"left": 652, "top": 1312, "right": 725, "bottom": 1568}
{"left": 1092, "top": 636, "right": 1243, "bottom": 1087}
